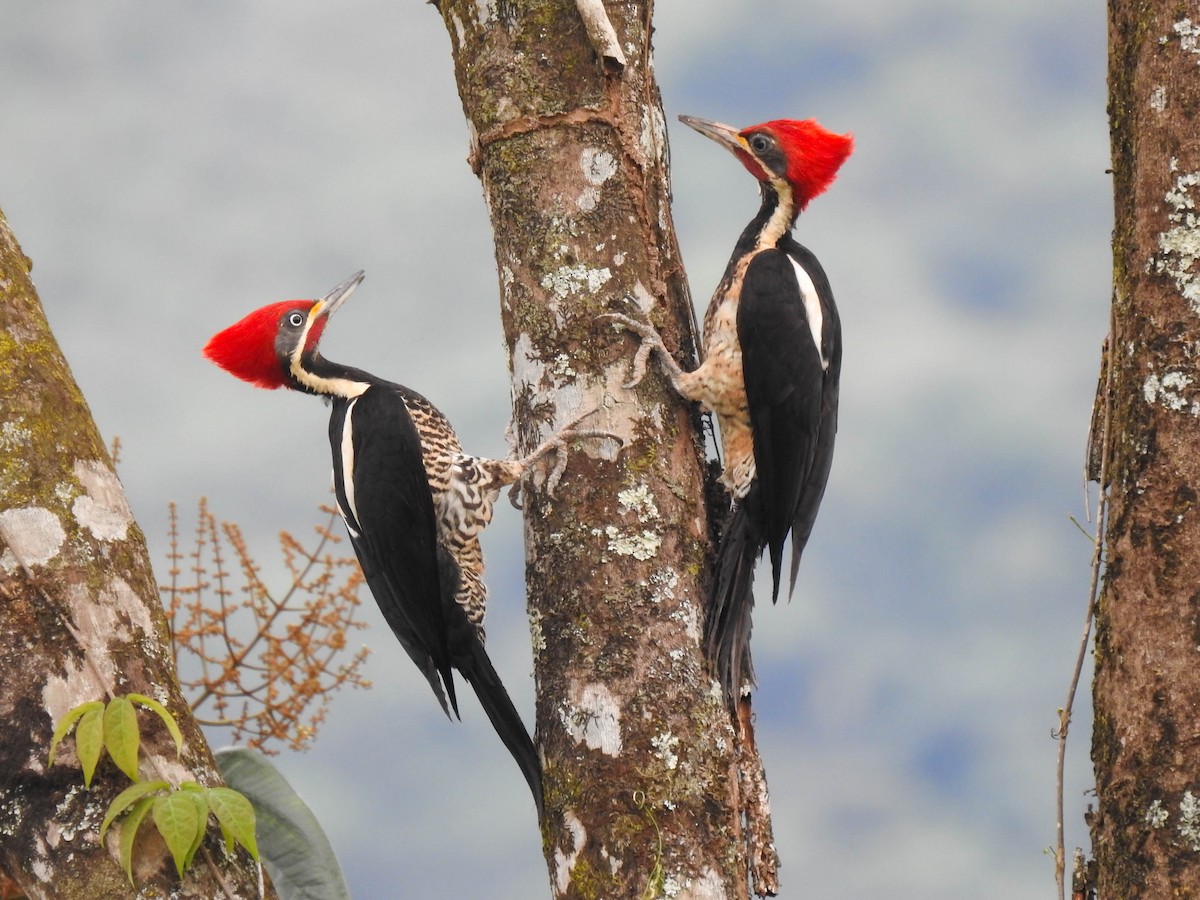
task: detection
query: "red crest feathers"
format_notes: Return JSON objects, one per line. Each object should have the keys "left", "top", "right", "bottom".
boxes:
{"left": 203, "top": 300, "right": 311, "bottom": 390}
{"left": 745, "top": 119, "right": 854, "bottom": 209}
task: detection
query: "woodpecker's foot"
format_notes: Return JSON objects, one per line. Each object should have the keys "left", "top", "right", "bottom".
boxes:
{"left": 598, "top": 311, "right": 674, "bottom": 389}
{"left": 508, "top": 411, "right": 622, "bottom": 505}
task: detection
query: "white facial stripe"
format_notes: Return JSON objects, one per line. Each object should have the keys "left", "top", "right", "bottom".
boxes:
{"left": 287, "top": 312, "right": 369, "bottom": 398}
{"left": 790, "top": 257, "right": 827, "bottom": 371}
{"left": 339, "top": 399, "right": 361, "bottom": 535}
{"left": 757, "top": 180, "right": 795, "bottom": 249}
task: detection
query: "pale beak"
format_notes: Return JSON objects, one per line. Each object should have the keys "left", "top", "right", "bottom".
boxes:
{"left": 678, "top": 115, "right": 746, "bottom": 154}
{"left": 312, "top": 270, "right": 365, "bottom": 320}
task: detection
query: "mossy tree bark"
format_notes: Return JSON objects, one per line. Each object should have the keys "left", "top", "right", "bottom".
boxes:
{"left": 431, "top": 1, "right": 774, "bottom": 897}
{"left": 0, "top": 210, "right": 270, "bottom": 897}
{"left": 1091, "top": 2, "right": 1200, "bottom": 895}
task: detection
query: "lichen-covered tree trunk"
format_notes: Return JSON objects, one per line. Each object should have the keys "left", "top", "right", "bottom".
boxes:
{"left": 1091, "top": 3, "right": 1200, "bottom": 895}
{"left": 0, "top": 210, "right": 270, "bottom": 897}
{"left": 432, "top": 1, "right": 768, "bottom": 897}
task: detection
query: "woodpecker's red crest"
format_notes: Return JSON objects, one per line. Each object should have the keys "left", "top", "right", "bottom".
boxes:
{"left": 680, "top": 115, "right": 853, "bottom": 211}
{"left": 203, "top": 271, "right": 363, "bottom": 389}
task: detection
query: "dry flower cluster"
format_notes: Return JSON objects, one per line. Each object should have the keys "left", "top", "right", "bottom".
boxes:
{"left": 162, "top": 498, "right": 371, "bottom": 753}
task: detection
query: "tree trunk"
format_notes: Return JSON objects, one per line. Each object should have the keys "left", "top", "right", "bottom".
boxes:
{"left": 1092, "top": 2, "right": 1200, "bottom": 895}
{"left": 432, "top": 1, "right": 773, "bottom": 896}
{"left": 0, "top": 209, "right": 270, "bottom": 897}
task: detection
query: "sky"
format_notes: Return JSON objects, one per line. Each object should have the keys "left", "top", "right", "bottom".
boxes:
{"left": 1, "top": 2, "right": 1111, "bottom": 897}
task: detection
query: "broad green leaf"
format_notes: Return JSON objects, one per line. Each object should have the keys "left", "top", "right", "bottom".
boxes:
{"left": 153, "top": 791, "right": 204, "bottom": 877}
{"left": 48, "top": 700, "right": 103, "bottom": 768}
{"left": 76, "top": 705, "right": 105, "bottom": 788}
{"left": 206, "top": 786, "right": 258, "bottom": 860}
{"left": 100, "top": 780, "right": 170, "bottom": 841}
{"left": 128, "top": 693, "right": 183, "bottom": 757}
{"left": 118, "top": 796, "right": 155, "bottom": 885}
{"left": 182, "top": 791, "right": 210, "bottom": 873}
{"left": 103, "top": 696, "right": 141, "bottom": 781}
{"left": 216, "top": 747, "right": 350, "bottom": 900}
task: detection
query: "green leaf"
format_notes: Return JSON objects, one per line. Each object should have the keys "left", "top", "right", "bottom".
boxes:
{"left": 100, "top": 780, "right": 170, "bottom": 841}
{"left": 76, "top": 705, "right": 105, "bottom": 788}
{"left": 153, "top": 791, "right": 204, "bottom": 877}
{"left": 118, "top": 796, "right": 155, "bottom": 885}
{"left": 182, "top": 791, "right": 210, "bottom": 873}
{"left": 48, "top": 700, "right": 104, "bottom": 768}
{"left": 128, "top": 693, "right": 184, "bottom": 757}
{"left": 206, "top": 786, "right": 258, "bottom": 860}
{"left": 103, "top": 696, "right": 141, "bottom": 782}
{"left": 216, "top": 747, "right": 350, "bottom": 899}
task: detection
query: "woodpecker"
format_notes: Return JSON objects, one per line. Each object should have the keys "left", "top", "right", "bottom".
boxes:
{"left": 203, "top": 271, "right": 591, "bottom": 816}
{"left": 605, "top": 116, "right": 853, "bottom": 705}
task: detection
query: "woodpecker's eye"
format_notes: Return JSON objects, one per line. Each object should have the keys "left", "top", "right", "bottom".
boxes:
{"left": 748, "top": 134, "right": 773, "bottom": 154}
{"left": 287, "top": 312, "right": 305, "bottom": 328}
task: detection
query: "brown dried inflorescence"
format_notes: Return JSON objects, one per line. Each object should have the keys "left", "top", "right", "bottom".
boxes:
{"left": 162, "top": 498, "right": 371, "bottom": 753}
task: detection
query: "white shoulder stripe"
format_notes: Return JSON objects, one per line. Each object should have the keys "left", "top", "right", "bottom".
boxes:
{"left": 790, "top": 257, "right": 827, "bottom": 371}
{"left": 339, "top": 399, "right": 360, "bottom": 534}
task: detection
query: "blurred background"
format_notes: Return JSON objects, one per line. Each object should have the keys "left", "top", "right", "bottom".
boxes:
{"left": 1, "top": 2, "right": 1107, "bottom": 896}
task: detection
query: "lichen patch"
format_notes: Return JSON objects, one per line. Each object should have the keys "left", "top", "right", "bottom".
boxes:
{"left": 1152, "top": 169, "right": 1200, "bottom": 312}
{"left": 560, "top": 681, "right": 622, "bottom": 755}
{"left": 580, "top": 148, "right": 618, "bottom": 186}
{"left": 0, "top": 507, "right": 65, "bottom": 570}
{"left": 540, "top": 263, "right": 612, "bottom": 300}
{"left": 71, "top": 459, "right": 133, "bottom": 542}
{"left": 553, "top": 810, "right": 587, "bottom": 895}
{"left": 1142, "top": 370, "right": 1195, "bottom": 414}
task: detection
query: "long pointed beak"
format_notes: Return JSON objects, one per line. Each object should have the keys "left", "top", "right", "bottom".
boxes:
{"left": 678, "top": 115, "right": 746, "bottom": 154}
{"left": 311, "top": 270, "right": 365, "bottom": 320}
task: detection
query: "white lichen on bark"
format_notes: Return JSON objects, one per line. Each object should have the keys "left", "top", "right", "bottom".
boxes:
{"left": 1142, "top": 370, "right": 1195, "bottom": 413}
{"left": 560, "top": 681, "right": 622, "bottom": 755}
{"left": 1152, "top": 167, "right": 1200, "bottom": 311}
{"left": 0, "top": 507, "right": 65, "bottom": 569}
{"left": 71, "top": 459, "right": 133, "bottom": 541}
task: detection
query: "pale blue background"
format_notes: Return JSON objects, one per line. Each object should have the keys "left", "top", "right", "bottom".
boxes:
{"left": 1, "top": 3, "right": 1107, "bottom": 896}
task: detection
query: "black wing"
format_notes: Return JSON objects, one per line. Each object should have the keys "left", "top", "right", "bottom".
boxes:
{"left": 330, "top": 387, "right": 543, "bottom": 813}
{"left": 329, "top": 387, "right": 459, "bottom": 716}
{"left": 781, "top": 238, "right": 841, "bottom": 594}
{"left": 738, "top": 246, "right": 838, "bottom": 601}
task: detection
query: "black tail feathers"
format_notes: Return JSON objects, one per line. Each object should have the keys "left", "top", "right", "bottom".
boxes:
{"left": 459, "top": 637, "right": 544, "bottom": 819}
{"left": 706, "top": 500, "right": 765, "bottom": 707}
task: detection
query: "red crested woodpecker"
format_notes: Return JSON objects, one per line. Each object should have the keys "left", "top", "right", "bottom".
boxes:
{"left": 204, "top": 271, "right": 601, "bottom": 816}
{"left": 605, "top": 116, "right": 853, "bottom": 705}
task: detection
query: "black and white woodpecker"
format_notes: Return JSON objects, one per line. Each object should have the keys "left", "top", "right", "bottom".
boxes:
{"left": 204, "top": 271, "right": 599, "bottom": 816}
{"left": 605, "top": 116, "right": 853, "bottom": 706}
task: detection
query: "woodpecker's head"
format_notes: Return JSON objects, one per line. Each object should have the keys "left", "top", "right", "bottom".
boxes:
{"left": 203, "top": 270, "right": 364, "bottom": 391}
{"left": 679, "top": 115, "right": 853, "bottom": 213}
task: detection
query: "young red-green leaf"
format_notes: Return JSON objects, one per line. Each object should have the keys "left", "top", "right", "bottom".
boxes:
{"left": 206, "top": 786, "right": 258, "bottom": 860}
{"left": 103, "top": 696, "right": 141, "bottom": 782}
{"left": 100, "top": 780, "right": 171, "bottom": 841}
{"left": 48, "top": 700, "right": 104, "bottom": 768}
{"left": 76, "top": 705, "right": 106, "bottom": 788}
{"left": 118, "top": 796, "right": 155, "bottom": 885}
{"left": 128, "top": 693, "right": 183, "bottom": 757}
{"left": 153, "top": 791, "right": 205, "bottom": 877}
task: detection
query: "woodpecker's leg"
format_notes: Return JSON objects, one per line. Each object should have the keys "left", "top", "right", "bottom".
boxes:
{"left": 599, "top": 310, "right": 688, "bottom": 391}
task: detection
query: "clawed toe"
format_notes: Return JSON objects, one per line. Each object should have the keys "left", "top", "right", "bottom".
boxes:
{"left": 599, "top": 312, "right": 663, "bottom": 388}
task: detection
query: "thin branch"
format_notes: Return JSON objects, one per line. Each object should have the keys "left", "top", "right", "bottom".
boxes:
{"left": 1055, "top": 313, "right": 1114, "bottom": 900}
{"left": 574, "top": 0, "right": 626, "bottom": 74}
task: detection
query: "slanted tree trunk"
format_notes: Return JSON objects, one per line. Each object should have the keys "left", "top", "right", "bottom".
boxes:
{"left": 432, "top": 2, "right": 776, "bottom": 897}
{"left": 0, "top": 210, "right": 270, "bottom": 897}
{"left": 1091, "top": 2, "right": 1200, "bottom": 895}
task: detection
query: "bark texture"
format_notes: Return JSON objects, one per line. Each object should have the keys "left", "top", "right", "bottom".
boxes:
{"left": 1091, "top": 3, "right": 1200, "bottom": 896}
{"left": 432, "top": 1, "right": 767, "bottom": 896}
{"left": 0, "top": 209, "right": 269, "bottom": 897}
